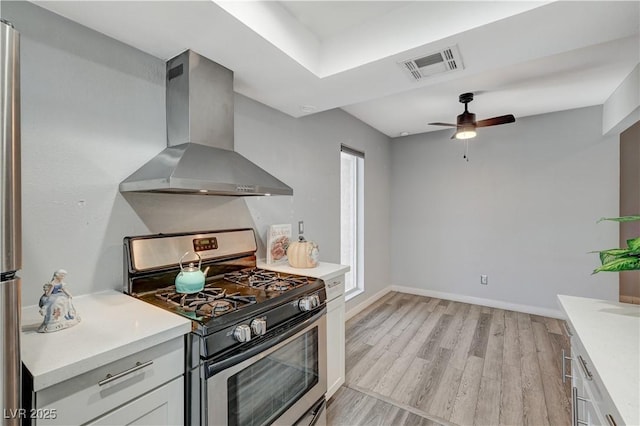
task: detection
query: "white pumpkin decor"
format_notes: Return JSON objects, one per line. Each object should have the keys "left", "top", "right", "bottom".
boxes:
{"left": 287, "top": 237, "right": 319, "bottom": 268}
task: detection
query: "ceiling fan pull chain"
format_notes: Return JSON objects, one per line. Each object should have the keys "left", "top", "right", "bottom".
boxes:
{"left": 463, "top": 140, "right": 469, "bottom": 161}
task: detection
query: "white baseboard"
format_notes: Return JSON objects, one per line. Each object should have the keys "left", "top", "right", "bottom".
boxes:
{"left": 391, "top": 285, "right": 565, "bottom": 319}
{"left": 345, "top": 287, "right": 392, "bottom": 321}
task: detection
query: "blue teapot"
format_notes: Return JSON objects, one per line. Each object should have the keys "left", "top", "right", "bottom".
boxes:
{"left": 175, "top": 251, "right": 210, "bottom": 293}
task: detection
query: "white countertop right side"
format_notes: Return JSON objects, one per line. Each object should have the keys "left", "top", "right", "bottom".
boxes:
{"left": 557, "top": 294, "right": 640, "bottom": 425}
{"left": 257, "top": 260, "right": 350, "bottom": 281}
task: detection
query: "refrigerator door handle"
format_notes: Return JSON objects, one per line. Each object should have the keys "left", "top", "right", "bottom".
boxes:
{"left": 1, "top": 18, "right": 22, "bottom": 273}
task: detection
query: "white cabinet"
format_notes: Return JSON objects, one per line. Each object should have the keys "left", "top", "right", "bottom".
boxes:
{"left": 565, "top": 325, "right": 621, "bottom": 426}
{"left": 30, "top": 337, "right": 184, "bottom": 425}
{"left": 327, "top": 295, "right": 345, "bottom": 399}
{"left": 325, "top": 275, "right": 345, "bottom": 399}
{"left": 558, "top": 295, "right": 639, "bottom": 426}
{"left": 87, "top": 377, "right": 183, "bottom": 426}
{"left": 571, "top": 354, "right": 599, "bottom": 426}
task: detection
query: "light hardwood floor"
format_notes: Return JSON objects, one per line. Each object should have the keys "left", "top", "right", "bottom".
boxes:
{"left": 327, "top": 291, "right": 571, "bottom": 426}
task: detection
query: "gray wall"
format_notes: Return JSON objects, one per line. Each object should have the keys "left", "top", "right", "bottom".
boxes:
{"left": 3, "top": 1, "right": 392, "bottom": 307}
{"left": 390, "top": 106, "right": 619, "bottom": 313}
{"left": 3, "top": 1, "right": 164, "bottom": 303}
{"left": 235, "top": 97, "right": 392, "bottom": 315}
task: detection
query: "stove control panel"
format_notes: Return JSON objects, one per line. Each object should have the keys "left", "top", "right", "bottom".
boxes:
{"left": 250, "top": 318, "right": 267, "bottom": 336}
{"left": 298, "top": 294, "right": 320, "bottom": 312}
{"left": 193, "top": 237, "right": 218, "bottom": 252}
{"left": 233, "top": 324, "right": 252, "bottom": 342}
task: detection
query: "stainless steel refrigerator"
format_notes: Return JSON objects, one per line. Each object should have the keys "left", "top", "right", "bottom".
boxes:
{"left": 0, "top": 18, "right": 21, "bottom": 425}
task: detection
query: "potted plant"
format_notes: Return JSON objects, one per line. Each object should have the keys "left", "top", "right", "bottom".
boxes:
{"left": 592, "top": 215, "right": 640, "bottom": 274}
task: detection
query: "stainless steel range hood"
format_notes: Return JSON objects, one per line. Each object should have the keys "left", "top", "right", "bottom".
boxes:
{"left": 119, "top": 50, "right": 293, "bottom": 196}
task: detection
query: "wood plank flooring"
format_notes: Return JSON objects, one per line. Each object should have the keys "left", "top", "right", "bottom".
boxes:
{"left": 327, "top": 292, "right": 571, "bottom": 426}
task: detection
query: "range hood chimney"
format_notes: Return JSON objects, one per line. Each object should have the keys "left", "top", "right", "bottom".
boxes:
{"left": 119, "top": 50, "right": 293, "bottom": 196}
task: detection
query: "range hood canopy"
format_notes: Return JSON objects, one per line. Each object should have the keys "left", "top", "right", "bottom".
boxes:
{"left": 119, "top": 50, "right": 293, "bottom": 196}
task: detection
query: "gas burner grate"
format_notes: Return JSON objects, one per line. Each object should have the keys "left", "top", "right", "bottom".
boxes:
{"left": 224, "top": 268, "right": 278, "bottom": 287}
{"left": 154, "top": 286, "right": 257, "bottom": 318}
{"left": 155, "top": 286, "right": 224, "bottom": 305}
{"left": 266, "top": 282, "right": 293, "bottom": 292}
{"left": 224, "top": 268, "right": 310, "bottom": 291}
{"left": 198, "top": 300, "right": 233, "bottom": 315}
{"left": 264, "top": 276, "right": 308, "bottom": 292}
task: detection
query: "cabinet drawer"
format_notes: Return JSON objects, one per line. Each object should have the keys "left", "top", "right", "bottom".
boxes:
{"left": 325, "top": 275, "right": 345, "bottom": 302}
{"left": 87, "top": 376, "right": 183, "bottom": 426}
{"left": 571, "top": 337, "right": 622, "bottom": 426}
{"left": 36, "top": 337, "right": 184, "bottom": 425}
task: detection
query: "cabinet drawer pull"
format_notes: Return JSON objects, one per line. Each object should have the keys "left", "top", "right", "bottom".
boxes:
{"left": 562, "top": 349, "right": 572, "bottom": 383}
{"left": 605, "top": 414, "right": 617, "bottom": 426}
{"left": 328, "top": 280, "right": 341, "bottom": 288}
{"left": 577, "top": 355, "right": 593, "bottom": 380}
{"left": 563, "top": 321, "right": 573, "bottom": 337}
{"left": 98, "top": 360, "right": 154, "bottom": 386}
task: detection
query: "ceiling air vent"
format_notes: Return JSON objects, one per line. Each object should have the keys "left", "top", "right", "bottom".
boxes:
{"left": 399, "top": 45, "right": 464, "bottom": 82}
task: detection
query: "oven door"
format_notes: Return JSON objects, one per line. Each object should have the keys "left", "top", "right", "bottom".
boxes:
{"left": 206, "top": 309, "right": 327, "bottom": 426}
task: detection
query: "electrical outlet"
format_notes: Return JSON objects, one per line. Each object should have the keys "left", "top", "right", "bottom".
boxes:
{"left": 481, "top": 275, "right": 488, "bottom": 285}
{"left": 298, "top": 221, "right": 304, "bottom": 235}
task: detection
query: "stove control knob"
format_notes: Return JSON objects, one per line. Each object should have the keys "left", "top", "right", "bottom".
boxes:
{"left": 298, "top": 295, "right": 320, "bottom": 311}
{"left": 250, "top": 318, "right": 267, "bottom": 336}
{"left": 233, "top": 324, "right": 252, "bottom": 342}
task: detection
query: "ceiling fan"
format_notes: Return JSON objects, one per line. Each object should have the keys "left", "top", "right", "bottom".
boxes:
{"left": 429, "top": 92, "right": 515, "bottom": 140}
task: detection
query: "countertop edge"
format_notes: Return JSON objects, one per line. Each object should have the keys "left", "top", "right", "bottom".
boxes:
{"left": 31, "top": 322, "right": 190, "bottom": 391}
{"left": 22, "top": 290, "right": 192, "bottom": 392}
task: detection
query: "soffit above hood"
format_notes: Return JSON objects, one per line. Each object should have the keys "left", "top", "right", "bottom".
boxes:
{"left": 119, "top": 50, "right": 293, "bottom": 197}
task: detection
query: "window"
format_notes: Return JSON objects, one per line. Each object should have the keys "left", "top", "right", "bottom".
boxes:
{"left": 340, "top": 145, "right": 364, "bottom": 299}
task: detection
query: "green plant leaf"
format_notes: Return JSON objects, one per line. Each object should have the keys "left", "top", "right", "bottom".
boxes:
{"left": 597, "top": 248, "right": 632, "bottom": 255}
{"left": 593, "top": 256, "right": 640, "bottom": 274}
{"left": 597, "top": 215, "right": 640, "bottom": 223}
{"left": 593, "top": 215, "right": 640, "bottom": 273}
{"left": 628, "top": 237, "right": 640, "bottom": 251}
{"left": 598, "top": 249, "right": 631, "bottom": 265}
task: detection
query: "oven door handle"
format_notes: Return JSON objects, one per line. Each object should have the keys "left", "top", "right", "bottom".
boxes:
{"left": 207, "top": 307, "right": 326, "bottom": 377}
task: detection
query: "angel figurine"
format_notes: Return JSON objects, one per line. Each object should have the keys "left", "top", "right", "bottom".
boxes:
{"left": 37, "top": 269, "right": 81, "bottom": 333}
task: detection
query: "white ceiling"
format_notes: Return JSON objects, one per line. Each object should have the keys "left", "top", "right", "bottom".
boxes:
{"left": 33, "top": 1, "right": 640, "bottom": 138}
{"left": 279, "top": 1, "right": 410, "bottom": 40}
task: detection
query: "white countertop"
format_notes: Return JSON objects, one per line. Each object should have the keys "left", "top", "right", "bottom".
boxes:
{"left": 257, "top": 260, "right": 350, "bottom": 281}
{"left": 557, "top": 295, "right": 640, "bottom": 425}
{"left": 21, "top": 290, "right": 192, "bottom": 391}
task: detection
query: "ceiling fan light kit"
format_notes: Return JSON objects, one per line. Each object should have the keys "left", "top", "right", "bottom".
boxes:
{"left": 454, "top": 127, "right": 476, "bottom": 140}
{"left": 429, "top": 92, "right": 516, "bottom": 141}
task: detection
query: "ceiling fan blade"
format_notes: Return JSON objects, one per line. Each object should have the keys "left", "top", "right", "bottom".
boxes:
{"left": 428, "top": 122, "right": 457, "bottom": 127}
{"left": 475, "top": 114, "right": 515, "bottom": 127}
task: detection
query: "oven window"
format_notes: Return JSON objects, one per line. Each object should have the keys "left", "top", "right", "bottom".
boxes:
{"left": 228, "top": 328, "right": 319, "bottom": 426}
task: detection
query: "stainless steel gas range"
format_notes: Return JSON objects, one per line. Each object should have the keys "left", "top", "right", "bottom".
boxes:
{"left": 124, "top": 228, "right": 327, "bottom": 426}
